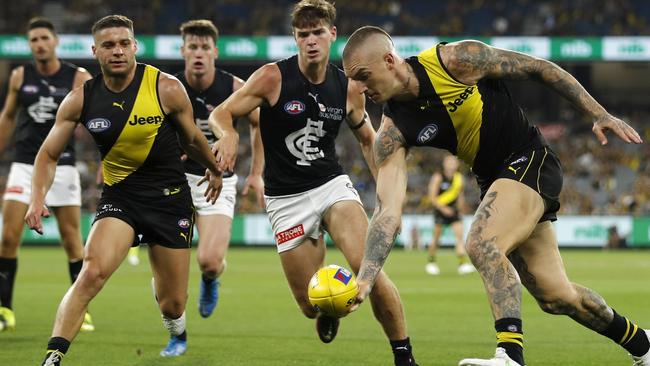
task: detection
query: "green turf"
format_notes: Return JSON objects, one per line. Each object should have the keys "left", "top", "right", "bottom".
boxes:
{"left": 1, "top": 247, "right": 649, "bottom": 365}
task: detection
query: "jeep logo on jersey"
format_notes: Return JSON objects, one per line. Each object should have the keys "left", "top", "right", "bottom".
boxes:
{"left": 86, "top": 118, "right": 111, "bottom": 132}
{"left": 417, "top": 124, "right": 439, "bottom": 144}
{"left": 284, "top": 100, "right": 305, "bottom": 115}
{"left": 128, "top": 115, "right": 163, "bottom": 125}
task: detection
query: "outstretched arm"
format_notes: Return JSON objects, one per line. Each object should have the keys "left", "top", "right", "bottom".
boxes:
{"left": 25, "top": 87, "right": 83, "bottom": 234}
{"left": 440, "top": 40, "right": 642, "bottom": 145}
{"left": 353, "top": 114, "right": 408, "bottom": 308}
{"left": 209, "top": 64, "right": 280, "bottom": 172}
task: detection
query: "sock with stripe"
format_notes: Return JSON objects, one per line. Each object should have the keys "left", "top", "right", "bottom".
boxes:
{"left": 599, "top": 309, "right": 650, "bottom": 357}
{"left": 42, "top": 337, "right": 70, "bottom": 366}
{"left": 0, "top": 257, "right": 17, "bottom": 309}
{"left": 495, "top": 318, "right": 524, "bottom": 365}
{"left": 68, "top": 259, "right": 83, "bottom": 284}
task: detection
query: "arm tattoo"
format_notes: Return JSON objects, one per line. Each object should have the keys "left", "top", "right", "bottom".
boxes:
{"left": 374, "top": 124, "right": 406, "bottom": 165}
{"left": 453, "top": 41, "right": 606, "bottom": 118}
{"left": 359, "top": 198, "right": 400, "bottom": 285}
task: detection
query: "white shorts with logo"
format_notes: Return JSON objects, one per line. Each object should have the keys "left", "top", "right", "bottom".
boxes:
{"left": 186, "top": 173, "right": 237, "bottom": 217}
{"left": 265, "top": 175, "right": 362, "bottom": 253}
{"left": 3, "top": 162, "right": 81, "bottom": 206}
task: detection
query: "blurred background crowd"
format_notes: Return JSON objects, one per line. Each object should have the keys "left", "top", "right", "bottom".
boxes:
{"left": 0, "top": 0, "right": 648, "bottom": 217}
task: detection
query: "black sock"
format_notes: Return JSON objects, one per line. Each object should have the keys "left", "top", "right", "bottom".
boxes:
{"left": 599, "top": 309, "right": 650, "bottom": 357}
{"left": 176, "top": 330, "right": 187, "bottom": 342}
{"left": 495, "top": 318, "right": 524, "bottom": 365}
{"left": 42, "top": 337, "right": 70, "bottom": 366}
{"left": 0, "top": 257, "right": 17, "bottom": 309}
{"left": 202, "top": 273, "right": 216, "bottom": 284}
{"left": 390, "top": 337, "right": 416, "bottom": 366}
{"left": 68, "top": 259, "right": 83, "bottom": 284}
{"left": 427, "top": 256, "right": 436, "bottom": 263}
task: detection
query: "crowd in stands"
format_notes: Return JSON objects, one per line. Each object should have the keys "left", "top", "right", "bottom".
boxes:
{"left": 1, "top": 0, "right": 650, "bottom": 36}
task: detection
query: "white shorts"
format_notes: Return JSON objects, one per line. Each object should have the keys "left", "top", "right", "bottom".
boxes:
{"left": 186, "top": 173, "right": 237, "bottom": 217}
{"left": 3, "top": 162, "right": 81, "bottom": 207}
{"left": 265, "top": 175, "right": 362, "bottom": 253}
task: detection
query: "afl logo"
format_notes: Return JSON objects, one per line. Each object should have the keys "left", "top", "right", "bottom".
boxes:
{"left": 86, "top": 118, "right": 111, "bottom": 132}
{"left": 417, "top": 124, "right": 439, "bottom": 144}
{"left": 284, "top": 100, "right": 305, "bottom": 115}
{"left": 178, "top": 218, "right": 191, "bottom": 229}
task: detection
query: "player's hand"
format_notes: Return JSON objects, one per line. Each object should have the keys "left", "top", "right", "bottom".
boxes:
{"left": 349, "top": 279, "right": 372, "bottom": 312}
{"left": 214, "top": 132, "right": 239, "bottom": 172}
{"left": 242, "top": 174, "right": 265, "bottom": 209}
{"left": 24, "top": 203, "right": 50, "bottom": 235}
{"left": 198, "top": 169, "right": 223, "bottom": 204}
{"left": 180, "top": 153, "right": 188, "bottom": 162}
{"left": 592, "top": 114, "right": 643, "bottom": 146}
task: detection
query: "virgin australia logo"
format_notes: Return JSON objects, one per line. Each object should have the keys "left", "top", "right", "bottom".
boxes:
{"left": 417, "top": 124, "right": 438, "bottom": 144}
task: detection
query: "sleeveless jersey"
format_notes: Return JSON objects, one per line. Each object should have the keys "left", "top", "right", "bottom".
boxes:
{"left": 79, "top": 63, "right": 187, "bottom": 196}
{"left": 260, "top": 55, "right": 347, "bottom": 196}
{"left": 384, "top": 44, "right": 545, "bottom": 180}
{"left": 436, "top": 172, "right": 462, "bottom": 207}
{"left": 176, "top": 69, "right": 235, "bottom": 177}
{"left": 15, "top": 61, "right": 77, "bottom": 165}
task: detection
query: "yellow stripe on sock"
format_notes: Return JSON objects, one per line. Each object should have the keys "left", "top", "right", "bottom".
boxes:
{"left": 620, "top": 319, "right": 631, "bottom": 344}
{"left": 497, "top": 332, "right": 524, "bottom": 347}
{"left": 623, "top": 324, "right": 639, "bottom": 346}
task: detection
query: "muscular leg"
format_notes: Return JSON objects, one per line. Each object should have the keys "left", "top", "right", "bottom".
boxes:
{"left": 149, "top": 245, "right": 190, "bottom": 319}
{"left": 427, "top": 223, "right": 443, "bottom": 260}
{"left": 51, "top": 206, "right": 84, "bottom": 262}
{"left": 0, "top": 200, "right": 28, "bottom": 310}
{"left": 51, "top": 218, "right": 134, "bottom": 341}
{"left": 510, "top": 221, "right": 650, "bottom": 357}
{"left": 324, "top": 200, "right": 407, "bottom": 341}
{"left": 196, "top": 214, "right": 231, "bottom": 279}
{"left": 450, "top": 221, "right": 466, "bottom": 258}
{"left": 279, "top": 236, "right": 326, "bottom": 319}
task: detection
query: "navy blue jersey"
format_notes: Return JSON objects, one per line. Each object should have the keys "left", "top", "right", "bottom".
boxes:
{"left": 14, "top": 61, "right": 77, "bottom": 165}
{"left": 259, "top": 55, "right": 348, "bottom": 196}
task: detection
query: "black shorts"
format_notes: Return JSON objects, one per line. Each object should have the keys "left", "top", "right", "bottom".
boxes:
{"left": 434, "top": 207, "right": 461, "bottom": 226}
{"left": 94, "top": 187, "right": 195, "bottom": 249}
{"left": 477, "top": 146, "right": 562, "bottom": 222}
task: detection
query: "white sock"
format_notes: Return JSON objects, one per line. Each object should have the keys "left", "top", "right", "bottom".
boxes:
{"left": 161, "top": 311, "right": 186, "bottom": 336}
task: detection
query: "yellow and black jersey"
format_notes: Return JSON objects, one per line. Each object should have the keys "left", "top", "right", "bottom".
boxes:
{"left": 79, "top": 63, "right": 187, "bottom": 196}
{"left": 436, "top": 172, "right": 462, "bottom": 207}
{"left": 384, "top": 44, "right": 546, "bottom": 180}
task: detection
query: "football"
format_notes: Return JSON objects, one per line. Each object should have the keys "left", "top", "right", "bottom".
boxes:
{"left": 308, "top": 264, "right": 359, "bottom": 318}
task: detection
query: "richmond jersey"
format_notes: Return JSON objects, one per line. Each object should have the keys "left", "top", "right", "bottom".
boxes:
{"left": 176, "top": 69, "right": 235, "bottom": 177}
{"left": 79, "top": 63, "right": 187, "bottom": 196}
{"left": 15, "top": 61, "right": 77, "bottom": 165}
{"left": 384, "top": 44, "right": 546, "bottom": 180}
{"left": 436, "top": 172, "right": 462, "bottom": 207}
{"left": 260, "top": 55, "right": 347, "bottom": 196}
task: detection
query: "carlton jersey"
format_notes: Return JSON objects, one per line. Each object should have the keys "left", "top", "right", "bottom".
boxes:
{"left": 14, "top": 61, "right": 77, "bottom": 165}
{"left": 436, "top": 172, "right": 462, "bottom": 207}
{"left": 384, "top": 44, "right": 546, "bottom": 181}
{"left": 176, "top": 69, "right": 235, "bottom": 177}
{"left": 79, "top": 63, "right": 187, "bottom": 196}
{"left": 260, "top": 55, "right": 347, "bottom": 196}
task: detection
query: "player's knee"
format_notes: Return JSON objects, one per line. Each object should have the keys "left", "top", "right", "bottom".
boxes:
{"left": 76, "top": 264, "right": 109, "bottom": 292}
{"left": 1, "top": 230, "right": 22, "bottom": 253}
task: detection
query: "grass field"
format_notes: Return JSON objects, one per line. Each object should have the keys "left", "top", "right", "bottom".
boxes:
{"left": 1, "top": 246, "right": 649, "bottom": 365}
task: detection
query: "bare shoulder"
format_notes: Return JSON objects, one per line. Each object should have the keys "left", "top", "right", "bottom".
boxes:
{"left": 58, "top": 85, "right": 85, "bottom": 121}
{"left": 73, "top": 67, "right": 92, "bottom": 88}
{"left": 248, "top": 63, "right": 281, "bottom": 92}
{"left": 157, "top": 71, "right": 185, "bottom": 93}
{"left": 438, "top": 40, "right": 495, "bottom": 85}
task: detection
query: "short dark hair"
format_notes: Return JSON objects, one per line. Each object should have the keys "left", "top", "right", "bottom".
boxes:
{"left": 342, "top": 25, "right": 393, "bottom": 61}
{"left": 91, "top": 15, "right": 134, "bottom": 35}
{"left": 180, "top": 19, "right": 219, "bottom": 44}
{"left": 27, "top": 17, "right": 56, "bottom": 34}
{"left": 291, "top": 0, "right": 336, "bottom": 29}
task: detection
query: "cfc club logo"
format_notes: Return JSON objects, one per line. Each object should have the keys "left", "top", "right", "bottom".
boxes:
{"left": 333, "top": 267, "right": 352, "bottom": 285}
{"left": 86, "top": 118, "right": 111, "bottom": 132}
{"left": 284, "top": 100, "right": 305, "bottom": 115}
{"left": 417, "top": 124, "right": 439, "bottom": 144}
{"left": 178, "top": 218, "right": 191, "bottom": 229}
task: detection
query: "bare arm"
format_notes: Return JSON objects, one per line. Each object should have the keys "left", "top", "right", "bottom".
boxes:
{"left": 457, "top": 175, "right": 466, "bottom": 214}
{"left": 428, "top": 173, "right": 443, "bottom": 208}
{"left": 0, "top": 67, "right": 23, "bottom": 154}
{"left": 440, "top": 40, "right": 642, "bottom": 145}
{"left": 25, "top": 87, "right": 83, "bottom": 233}
{"left": 210, "top": 63, "right": 280, "bottom": 172}
{"left": 72, "top": 67, "right": 92, "bottom": 88}
{"left": 355, "top": 115, "right": 408, "bottom": 301}
{"left": 347, "top": 80, "right": 377, "bottom": 180}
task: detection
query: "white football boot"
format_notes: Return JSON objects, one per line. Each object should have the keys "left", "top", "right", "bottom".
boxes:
{"left": 459, "top": 347, "right": 522, "bottom": 366}
{"left": 425, "top": 262, "right": 440, "bottom": 275}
